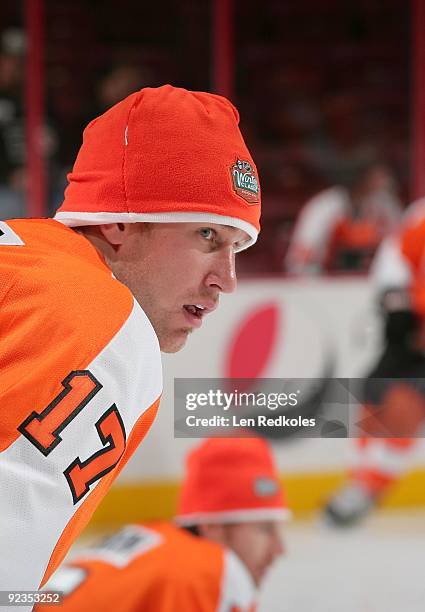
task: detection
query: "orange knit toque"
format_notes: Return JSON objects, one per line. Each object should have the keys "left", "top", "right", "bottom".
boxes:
{"left": 54, "top": 85, "right": 261, "bottom": 251}
{"left": 175, "top": 438, "right": 290, "bottom": 525}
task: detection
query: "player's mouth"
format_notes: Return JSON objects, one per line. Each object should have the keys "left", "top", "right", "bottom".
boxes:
{"left": 183, "top": 302, "right": 217, "bottom": 328}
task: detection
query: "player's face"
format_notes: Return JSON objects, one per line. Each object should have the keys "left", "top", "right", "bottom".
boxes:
{"left": 114, "top": 222, "right": 249, "bottom": 352}
{"left": 223, "top": 521, "right": 285, "bottom": 586}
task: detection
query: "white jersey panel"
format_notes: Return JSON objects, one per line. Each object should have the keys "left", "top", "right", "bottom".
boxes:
{"left": 291, "top": 187, "right": 348, "bottom": 248}
{"left": 0, "top": 299, "right": 162, "bottom": 600}
{"left": 286, "top": 186, "right": 349, "bottom": 272}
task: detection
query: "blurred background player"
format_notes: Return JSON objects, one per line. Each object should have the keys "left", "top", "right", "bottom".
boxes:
{"left": 324, "top": 199, "right": 425, "bottom": 525}
{"left": 285, "top": 161, "right": 402, "bottom": 275}
{"left": 38, "top": 437, "right": 289, "bottom": 612}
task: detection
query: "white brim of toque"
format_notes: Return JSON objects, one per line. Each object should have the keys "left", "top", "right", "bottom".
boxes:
{"left": 174, "top": 507, "right": 292, "bottom": 526}
{"left": 54, "top": 211, "right": 258, "bottom": 252}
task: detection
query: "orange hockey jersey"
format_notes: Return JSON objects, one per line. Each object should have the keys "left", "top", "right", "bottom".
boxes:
{"left": 38, "top": 523, "right": 257, "bottom": 612}
{"left": 0, "top": 219, "right": 162, "bottom": 595}
{"left": 286, "top": 186, "right": 401, "bottom": 274}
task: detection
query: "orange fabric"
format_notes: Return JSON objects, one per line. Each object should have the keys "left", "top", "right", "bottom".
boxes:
{"left": 0, "top": 218, "right": 134, "bottom": 451}
{"left": 37, "top": 524, "right": 225, "bottom": 612}
{"left": 177, "top": 438, "right": 286, "bottom": 521}
{"left": 56, "top": 85, "right": 260, "bottom": 234}
{"left": 399, "top": 216, "right": 425, "bottom": 275}
{"left": 324, "top": 218, "right": 379, "bottom": 270}
{"left": 21, "top": 372, "right": 99, "bottom": 451}
{"left": 65, "top": 406, "right": 127, "bottom": 502}
{"left": 333, "top": 218, "right": 381, "bottom": 250}
{"left": 349, "top": 466, "right": 395, "bottom": 494}
{"left": 40, "top": 400, "right": 159, "bottom": 587}
{"left": 399, "top": 216, "right": 425, "bottom": 318}
{"left": 397, "top": 216, "right": 423, "bottom": 326}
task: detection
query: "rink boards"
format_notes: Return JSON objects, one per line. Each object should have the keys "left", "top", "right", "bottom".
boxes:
{"left": 91, "top": 277, "right": 425, "bottom": 525}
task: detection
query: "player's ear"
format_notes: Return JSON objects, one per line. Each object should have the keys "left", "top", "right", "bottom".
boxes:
{"left": 98, "top": 223, "right": 132, "bottom": 246}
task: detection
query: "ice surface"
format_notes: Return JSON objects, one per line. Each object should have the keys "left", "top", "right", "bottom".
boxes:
{"left": 258, "top": 510, "right": 425, "bottom": 612}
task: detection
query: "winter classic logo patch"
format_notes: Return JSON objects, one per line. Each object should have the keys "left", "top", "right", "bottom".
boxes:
{"left": 254, "top": 477, "right": 278, "bottom": 497}
{"left": 230, "top": 159, "right": 260, "bottom": 204}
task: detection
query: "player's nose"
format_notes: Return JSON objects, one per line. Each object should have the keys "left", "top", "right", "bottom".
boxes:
{"left": 205, "top": 247, "right": 237, "bottom": 294}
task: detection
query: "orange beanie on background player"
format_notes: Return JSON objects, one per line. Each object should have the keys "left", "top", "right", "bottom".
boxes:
{"left": 176, "top": 437, "right": 289, "bottom": 525}
{"left": 38, "top": 438, "right": 289, "bottom": 612}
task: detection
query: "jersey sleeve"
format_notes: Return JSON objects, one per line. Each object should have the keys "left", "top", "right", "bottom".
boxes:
{"left": 0, "top": 252, "right": 162, "bottom": 595}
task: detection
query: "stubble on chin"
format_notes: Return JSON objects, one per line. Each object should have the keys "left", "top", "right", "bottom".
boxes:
{"left": 159, "top": 327, "right": 193, "bottom": 353}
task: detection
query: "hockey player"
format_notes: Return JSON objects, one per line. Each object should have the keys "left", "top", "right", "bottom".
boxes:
{"left": 285, "top": 162, "right": 401, "bottom": 275}
{"left": 37, "top": 437, "right": 289, "bottom": 612}
{"left": 0, "top": 85, "right": 261, "bottom": 593}
{"left": 324, "top": 199, "right": 425, "bottom": 525}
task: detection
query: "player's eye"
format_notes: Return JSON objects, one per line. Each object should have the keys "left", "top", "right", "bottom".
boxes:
{"left": 199, "top": 227, "right": 216, "bottom": 241}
